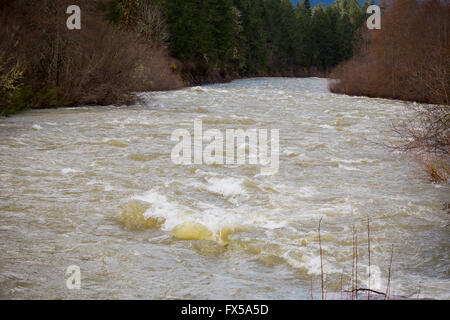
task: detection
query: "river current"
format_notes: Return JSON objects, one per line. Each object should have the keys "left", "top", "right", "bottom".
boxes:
{"left": 0, "top": 78, "right": 448, "bottom": 299}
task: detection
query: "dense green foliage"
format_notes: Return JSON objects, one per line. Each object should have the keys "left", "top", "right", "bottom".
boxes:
{"left": 158, "top": 0, "right": 370, "bottom": 77}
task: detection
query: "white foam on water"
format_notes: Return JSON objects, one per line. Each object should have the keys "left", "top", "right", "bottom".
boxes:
{"left": 299, "top": 252, "right": 342, "bottom": 276}
{"left": 330, "top": 157, "right": 378, "bottom": 165}
{"left": 318, "top": 198, "right": 360, "bottom": 217}
{"left": 61, "top": 168, "right": 78, "bottom": 175}
{"left": 131, "top": 190, "right": 189, "bottom": 231}
{"left": 191, "top": 86, "right": 209, "bottom": 93}
{"left": 211, "top": 89, "right": 229, "bottom": 94}
{"left": 282, "top": 149, "right": 299, "bottom": 156}
{"left": 339, "top": 164, "right": 361, "bottom": 171}
{"left": 318, "top": 124, "right": 335, "bottom": 130}
{"left": 203, "top": 177, "right": 247, "bottom": 199}
{"left": 127, "top": 187, "right": 287, "bottom": 238}
{"left": 297, "top": 186, "right": 319, "bottom": 198}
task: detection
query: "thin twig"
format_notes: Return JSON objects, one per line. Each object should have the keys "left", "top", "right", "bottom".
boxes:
{"left": 355, "top": 230, "right": 358, "bottom": 300}
{"left": 351, "top": 226, "right": 355, "bottom": 300}
{"left": 367, "top": 217, "right": 371, "bottom": 300}
{"left": 345, "top": 288, "right": 386, "bottom": 297}
{"left": 385, "top": 245, "right": 394, "bottom": 300}
{"left": 318, "top": 217, "right": 324, "bottom": 300}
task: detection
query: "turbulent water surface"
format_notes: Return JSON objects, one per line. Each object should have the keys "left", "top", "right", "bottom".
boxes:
{"left": 0, "top": 78, "right": 448, "bottom": 299}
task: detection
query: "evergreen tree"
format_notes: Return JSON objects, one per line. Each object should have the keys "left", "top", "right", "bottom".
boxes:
{"left": 348, "top": 0, "right": 366, "bottom": 27}
{"left": 163, "top": 0, "right": 215, "bottom": 62}
{"left": 210, "top": 0, "right": 235, "bottom": 68}
{"left": 234, "top": 0, "right": 268, "bottom": 74}
{"left": 337, "top": 12, "right": 355, "bottom": 62}
{"left": 303, "top": 0, "right": 312, "bottom": 15}
{"left": 296, "top": 1, "right": 313, "bottom": 71}
{"left": 152, "top": 0, "right": 366, "bottom": 78}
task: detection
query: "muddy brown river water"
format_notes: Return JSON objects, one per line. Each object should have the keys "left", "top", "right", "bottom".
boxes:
{"left": 0, "top": 78, "right": 448, "bottom": 299}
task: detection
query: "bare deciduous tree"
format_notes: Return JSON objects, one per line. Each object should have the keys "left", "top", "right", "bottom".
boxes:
{"left": 330, "top": 0, "right": 449, "bottom": 182}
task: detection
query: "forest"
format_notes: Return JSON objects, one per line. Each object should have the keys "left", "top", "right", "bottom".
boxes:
{"left": 107, "top": 0, "right": 373, "bottom": 81}
{"left": 0, "top": 0, "right": 373, "bottom": 115}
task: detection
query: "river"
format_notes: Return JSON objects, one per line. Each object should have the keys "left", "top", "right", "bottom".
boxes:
{"left": 0, "top": 78, "right": 448, "bottom": 299}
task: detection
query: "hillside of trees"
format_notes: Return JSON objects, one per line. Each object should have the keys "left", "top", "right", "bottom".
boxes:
{"left": 1, "top": 0, "right": 374, "bottom": 115}
{"left": 105, "top": 0, "right": 373, "bottom": 82}
{"left": 158, "top": 0, "right": 372, "bottom": 82}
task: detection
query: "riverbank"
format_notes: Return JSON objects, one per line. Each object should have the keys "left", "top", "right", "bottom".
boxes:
{"left": 0, "top": 70, "right": 328, "bottom": 118}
